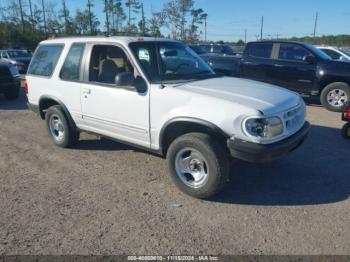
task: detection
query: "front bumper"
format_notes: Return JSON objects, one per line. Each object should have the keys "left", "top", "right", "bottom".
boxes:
{"left": 227, "top": 121, "right": 311, "bottom": 163}
{"left": 27, "top": 102, "right": 40, "bottom": 115}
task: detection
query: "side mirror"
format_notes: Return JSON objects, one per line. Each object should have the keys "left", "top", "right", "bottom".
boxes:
{"left": 303, "top": 55, "right": 316, "bottom": 64}
{"left": 115, "top": 72, "right": 147, "bottom": 93}
{"left": 115, "top": 72, "right": 135, "bottom": 86}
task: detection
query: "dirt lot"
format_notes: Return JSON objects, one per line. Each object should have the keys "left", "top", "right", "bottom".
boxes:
{"left": 0, "top": 90, "right": 349, "bottom": 255}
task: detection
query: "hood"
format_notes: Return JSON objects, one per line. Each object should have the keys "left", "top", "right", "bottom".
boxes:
{"left": 174, "top": 77, "right": 301, "bottom": 115}
{"left": 318, "top": 59, "right": 350, "bottom": 77}
{"left": 201, "top": 53, "right": 239, "bottom": 59}
{"left": 321, "top": 59, "right": 350, "bottom": 68}
{"left": 12, "top": 57, "right": 31, "bottom": 64}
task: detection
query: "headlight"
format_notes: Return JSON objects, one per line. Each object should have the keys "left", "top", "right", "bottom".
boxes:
{"left": 244, "top": 116, "right": 283, "bottom": 138}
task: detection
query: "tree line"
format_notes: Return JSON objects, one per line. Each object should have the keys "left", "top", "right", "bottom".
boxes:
{"left": 0, "top": 0, "right": 208, "bottom": 49}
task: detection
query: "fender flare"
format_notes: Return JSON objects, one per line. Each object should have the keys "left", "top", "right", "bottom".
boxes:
{"left": 158, "top": 117, "right": 229, "bottom": 153}
{"left": 39, "top": 95, "right": 78, "bottom": 130}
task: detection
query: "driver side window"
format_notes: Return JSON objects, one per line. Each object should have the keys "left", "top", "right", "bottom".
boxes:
{"left": 278, "top": 44, "right": 311, "bottom": 62}
{"left": 89, "top": 45, "right": 134, "bottom": 84}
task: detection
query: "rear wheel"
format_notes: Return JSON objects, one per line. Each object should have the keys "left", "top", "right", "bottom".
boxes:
{"left": 342, "top": 122, "right": 350, "bottom": 139}
{"left": 3, "top": 85, "right": 20, "bottom": 100}
{"left": 320, "top": 82, "right": 350, "bottom": 112}
{"left": 166, "top": 133, "right": 229, "bottom": 199}
{"left": 45, "top": 105, "right": 79, "bottom": 148}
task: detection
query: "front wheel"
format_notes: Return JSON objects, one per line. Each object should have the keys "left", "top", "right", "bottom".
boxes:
{"left": 320, "top": 82, "right": 350, "bottom": 112}
{"left": 342, "top": 122, "right": 350, "bottom": 139}
{"left": 166, "top": 133, "right": 229, "bottom": 199}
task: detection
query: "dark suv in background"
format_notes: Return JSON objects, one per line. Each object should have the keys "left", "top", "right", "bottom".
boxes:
{"left": 0, "top": 49, "right": 32, "bottom": 74}
{"left": 239, "top": 41, "right": 350, "bottom": 111}
{"left": 201, "top": 44, "right": 237, "bottom": 55}
{"left": 0, "top": 61, "right": 20, "bottom": 100}
{"left": 189, "top": 44, "right": 241, "bottom": 76}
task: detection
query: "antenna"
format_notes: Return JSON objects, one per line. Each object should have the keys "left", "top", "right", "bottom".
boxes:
{"left": 313, "top": 12, "right": 318, "bottom": 38}
{"left": 260, "top": 16, "right": 264, "bottom": 41}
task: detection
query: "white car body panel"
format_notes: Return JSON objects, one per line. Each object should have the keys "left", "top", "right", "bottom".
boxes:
{"left": 26, "top": 37, "right": 306, "bottom": 152}
{"left": 317, "top": 46, "right": 350, "bottom": 61}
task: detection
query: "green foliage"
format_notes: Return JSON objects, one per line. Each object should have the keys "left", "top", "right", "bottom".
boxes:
{"left": 286, "top": 35, "right": 350, "bottom": 46}
{"left": 187, "top": 8, "right": 206, "bottom": 43}
{"left": 125, "top": 0, "right": 141, "bottom": 32}
{"left": 0, "top": 0, "right": 209, "bottom": 48}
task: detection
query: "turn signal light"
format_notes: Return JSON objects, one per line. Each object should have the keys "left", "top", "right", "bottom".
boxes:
{"left": 343, "top": 105, "right": 350, "bottom": 121}
{"left": 24, "top": 81, "right": 28, "bottom": 94}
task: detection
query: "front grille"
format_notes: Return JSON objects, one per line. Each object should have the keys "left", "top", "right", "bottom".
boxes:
{"left": 283, "top": 104, "right": 304, "bottom": 132}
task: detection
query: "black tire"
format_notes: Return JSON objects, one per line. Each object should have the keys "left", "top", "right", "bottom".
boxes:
{"left": 342, "top": 122, "right": 350, "bottom": 139}
{"left": 166, "top": 133, "right": 229, "bottom": 199}
{"left": 3, "top": 85, "right": 20, "bottom": 100}
{"left": 45, "top": 105, "right": 79, "bottom": 148}
{"left": 320, "top": 82, "right": 350, "bottom": 112}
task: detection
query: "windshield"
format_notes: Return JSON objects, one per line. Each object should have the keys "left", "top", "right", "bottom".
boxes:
{"left": 305, "top": 44, "right": 331, "bottom": 60}
{"left": 130, "top": 41, "right": 215, "bottom": 84}
{"left": 222, "top": 45, "right": 235, "bottom": 54}
{"left": 7, "top": 50, "right": 31, "bottom": 58}
{"left": 189, "top": 45, "right": 208, "bottom": 55}
{"left": 338, "top": 48, "right": 350, "bottom": 56}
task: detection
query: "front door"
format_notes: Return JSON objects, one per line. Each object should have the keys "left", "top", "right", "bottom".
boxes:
{"left": 80, "top": 43, "right": 150, "bottom": 148}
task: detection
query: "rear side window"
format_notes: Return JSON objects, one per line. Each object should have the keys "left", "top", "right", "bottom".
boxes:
{"left": 28, "top": 44, "right": 63, "bottom": 77}
{"left": 60, "top": 43, "right": 85, "bottom": 81}
{"left": 248, "top": 43, "right": 273, "bottom": 59}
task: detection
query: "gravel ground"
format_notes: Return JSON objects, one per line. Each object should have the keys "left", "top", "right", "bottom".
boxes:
{"left": 0, "top": 91, "right": 349, "bottom": 255}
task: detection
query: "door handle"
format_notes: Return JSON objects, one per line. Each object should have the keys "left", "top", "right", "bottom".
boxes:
{"left": 82, "top": 88, "right": 91, "bottom": 95}
{"left": 274, "top": 64, "right": 284, "bottom": 67}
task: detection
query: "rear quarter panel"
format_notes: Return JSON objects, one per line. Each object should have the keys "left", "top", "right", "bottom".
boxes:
{"left": 26, "top": 43, "right": 83, "bottom": 123}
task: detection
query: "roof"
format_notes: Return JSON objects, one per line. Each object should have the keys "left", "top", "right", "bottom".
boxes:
{"left": 0, "top": 61, "right": 11, "bottom": 67}
{"left": 316, "top": 46, "right": 338, "bottom": 49}
{"left": 40, "top": 36, "right": 180, "bottom": 45}
{"left": 247, "top": 40, "right": 311, "bottom": 46}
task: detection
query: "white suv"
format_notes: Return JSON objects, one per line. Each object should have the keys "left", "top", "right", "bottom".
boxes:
{"left": 26, "top": 37, "right": 310, "bottom": 198}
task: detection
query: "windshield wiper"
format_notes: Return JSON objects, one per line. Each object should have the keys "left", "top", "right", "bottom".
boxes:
{"left": 193, "top": 70, "right": 213, "bottom": 75}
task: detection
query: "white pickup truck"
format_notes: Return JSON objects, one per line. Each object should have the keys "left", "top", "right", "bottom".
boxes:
{"left": 26, "top": 37, "right": 310, "bottom": 198}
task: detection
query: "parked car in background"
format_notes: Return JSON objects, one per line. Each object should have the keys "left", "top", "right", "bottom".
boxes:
{"left": 26, "top": 37, "right": 309, "bottom": 198}
{"left": 9, "top": 45, "right": 31, "bottom": 53}
{"left": 0, "top": 49, "right": 32, "bottom": 74}
{"left": 201, "top": 44, "right": 237, "bottom": 56}
{"left": 0, "top": 61, "right": 20, "bottom": 100}
{"left": 189, "top": 45, "right": 241, "bottom": 76}
{"left": 341, "top": 102, "right": 350, "bottom": 139}
{"left": 235, "top": 41, "right": 350, "bottom": 112}
{"left": 316, "top": 46, "right": 350, "bottom": 62}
